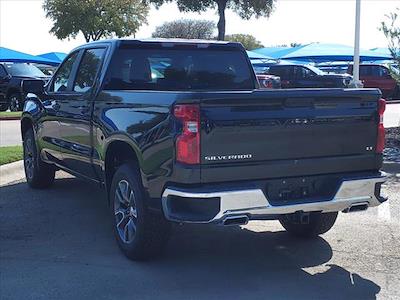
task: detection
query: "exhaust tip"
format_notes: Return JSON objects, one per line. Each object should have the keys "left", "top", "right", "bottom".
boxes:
{"left": 223, "top": 215, "right": 249, "bottom": 226}
{"left": 343, "top": 203, "right": 369, "bottom": 213}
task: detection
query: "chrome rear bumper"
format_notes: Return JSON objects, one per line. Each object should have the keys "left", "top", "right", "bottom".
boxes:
{"left": 161, "top": 174, "right": 387, "bottom": 224}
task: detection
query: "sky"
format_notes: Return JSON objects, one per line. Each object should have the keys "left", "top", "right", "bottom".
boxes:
{"left": 0, "top": 0, "right": 398, "bottom": 55}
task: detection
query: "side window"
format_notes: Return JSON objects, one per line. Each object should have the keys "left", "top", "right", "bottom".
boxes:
{"left": 51, "top": 52, "right": 79, "bottom": 92}
{"left": 73, "top": 48, "right": 105, "bottom": 93}
{"left": 371, "top": 66, "right": 382, "bottom": 77}
{"left": 270, "top": 67, "right": 286, "bottom": 79}
{"left": 378, "top": 66, "right": 389, "bottom": 77}
{"left": 360, "top": 66, "right": 371, "bottom": 76}
{"left": 0, "top": 65, "right": 7, "bottom": 77}
{"left": 294, "top": 66, "right": 311, "bottom": 79}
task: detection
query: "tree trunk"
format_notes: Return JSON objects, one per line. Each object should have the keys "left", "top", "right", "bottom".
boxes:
{"left": 82, "top": 31, "right": 91, "bottom": 43}
{"left": 217, "top": 0, "right": 227, "bottom": 40}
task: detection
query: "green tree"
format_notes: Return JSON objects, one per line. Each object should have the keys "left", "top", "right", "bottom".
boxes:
{"left": 152, "top": 19, "right": 216, "bottom": 39}
{"left": 43, "top": 0, "right": 149, "bottom": 42}
{"left": 380, "top": 8, "right": 400, "bottom": 83}
{"left": 149, "top": 0, "right": 276, "bottom": 40}
{"left": 224, "top": 34, "right": 263, "bottom": 50}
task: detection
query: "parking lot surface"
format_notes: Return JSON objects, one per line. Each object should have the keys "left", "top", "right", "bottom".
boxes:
{"left": 0, "top": 171, "right": 399, "bottom": 300}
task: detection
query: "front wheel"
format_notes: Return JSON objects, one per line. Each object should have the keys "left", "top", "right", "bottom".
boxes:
{"left": 23, "top": 128, "right": 55, "bottom": 188}
{"left": 9, "top": 93, "right": 22, "bottom": 111}
{"left": 110, "top": 162, "right": 171, "bottom": 261}
{"left": 0, "top": 102, "right": 8, "bottom": 111}
{"left": 279, "top": 212, "right": 338, "bottom": 238}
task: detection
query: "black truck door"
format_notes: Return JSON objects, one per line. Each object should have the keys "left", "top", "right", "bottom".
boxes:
{"left": 39, "top": 51, "right": 80, "bottom": 164}
{"left": 57, "top": 47, "right": 106, "bottom": 180}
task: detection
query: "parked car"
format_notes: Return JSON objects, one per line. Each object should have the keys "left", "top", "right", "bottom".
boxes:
{"left": 21, "top": 39, "right": 387, "bottom": 261}
{"left": 256, "top": 74, "right": 281, "bottom": 89}
{"left": 250, "top": 59, "right": 276, "bottom": 75}
{"left": 268, "top": 64, "right": 353, "bottom": 89}
{"left": 0, "top": 62, "right": 50, "bottom": 111}
{"left": 347, "top": 64, "right": 399, "bottom": 99}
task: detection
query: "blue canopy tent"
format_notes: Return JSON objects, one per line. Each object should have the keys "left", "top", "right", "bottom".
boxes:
{"left": 279, "top": 43, "right": 392, "bottom": 63}
{"left": 370, "top": 47, "right": 391, "bottom": 56}
{"left": 37, "top": 52, "right": 67, "bottom": 64}
{"left": 252, "top": 47, "right": 298, "bottom": 59}
{"left": 0, "top": 47, "right": 59, "bottom": 65}
{"left": 246, "top": 50, "right": 274, "bottom": 60}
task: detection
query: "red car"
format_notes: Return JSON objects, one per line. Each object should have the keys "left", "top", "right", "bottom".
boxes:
{"left": 347, "top": 64, "right": 399, "bottom": 99}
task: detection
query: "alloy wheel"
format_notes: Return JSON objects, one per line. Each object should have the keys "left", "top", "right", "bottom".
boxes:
{"left": 24, "top": 138, "right": 35, "bottom": 180}
{"left": 10, "top": 96, "right": 19, "bottom": 111}
{"left": 114, "top": 179, "right": 138, "bottom": 244}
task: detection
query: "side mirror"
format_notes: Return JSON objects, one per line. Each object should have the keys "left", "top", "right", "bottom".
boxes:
{"left": 21, "top": 79, "right": 44, "bottom": 95}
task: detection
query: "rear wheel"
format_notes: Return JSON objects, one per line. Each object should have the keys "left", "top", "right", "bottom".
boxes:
{"left": 279, "top": 212, "right": 338, "bottom": 238}
{"left": 23, "top": 128, "right": 55, "bottom": 188}
{"left": 110, "top": 162, "right": 171, "bottom": 260}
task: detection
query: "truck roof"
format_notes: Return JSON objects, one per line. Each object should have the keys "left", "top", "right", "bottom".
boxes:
{"left": 72, "top": 38, "right": 244, "bottom": 52}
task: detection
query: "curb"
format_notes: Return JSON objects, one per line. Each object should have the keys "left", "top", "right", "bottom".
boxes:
{"left": 0, "top": 117, "right": 21, "bottom": 121}
{"left": 0, "top": 160, "right": 25, "bottom": 186}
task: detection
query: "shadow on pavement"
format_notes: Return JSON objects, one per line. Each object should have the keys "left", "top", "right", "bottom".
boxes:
{"left": 0, "top": 177, "right": 381, "bottom": 300}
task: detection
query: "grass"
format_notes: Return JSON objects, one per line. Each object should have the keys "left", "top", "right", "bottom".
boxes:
{"left": 0, "top": 146, "right": 23, "bottom": 165}
{"left": 0, "top": 111, "right": 22, "bottom": 119}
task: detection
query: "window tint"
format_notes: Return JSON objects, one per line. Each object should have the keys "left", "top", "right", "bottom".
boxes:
{"left": 269, "top": 66, "right": 291, "bottom": 79}
{"left": 0, "top": 65, "right": 7, "bottom": 77}
{"left": 372, "top": 66, "right": 389, "bottom": 77}
{"left": 73, "top": 48, "right": 105, "bottom": 93}
{"left": 104, "top": 48, "right": 254, "bottom": 91}
{"left": 294, "top": 66, "right": 312, "bottom": 79}
{"left": 360, "top": 66, "right": 372, "bottom": 76}
{"left": 52, "top": 52, "right": 78, "bottom": 92}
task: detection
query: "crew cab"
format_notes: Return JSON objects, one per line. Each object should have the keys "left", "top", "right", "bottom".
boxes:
{"left": 347, "top": 64, "right": 399, "bottom": 100}
{"left": 268, "top": 64, "right": 352, "bottom": 89}
{"left": 0, "top": 62, "right": 50, "bottom": 111}
{"left": 21, "top": 39, "right": 387, "bottom": 261}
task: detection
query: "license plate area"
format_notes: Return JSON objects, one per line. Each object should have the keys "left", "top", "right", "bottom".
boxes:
{"left": 265, "top": 175, "right": 342, "bottom": 206}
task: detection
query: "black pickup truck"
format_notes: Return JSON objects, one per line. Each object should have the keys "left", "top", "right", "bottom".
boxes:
{"left": 21, "top": 39, "right": 387, "bottom": 261}
{"left": 0, "top": 63, "right": 50, "bottom": 111}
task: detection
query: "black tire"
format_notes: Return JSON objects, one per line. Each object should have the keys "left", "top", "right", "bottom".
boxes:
{"left": 110, "top": 162, "right": 171, "bottom": 261}
{"left": 279, "top": 212, "right": 338, "bottom": 238}
{"left": 23, "top": 128, "right": 55, "bottom": 188}
{"left": 0, "top": 102, "right": 8, "bottom": 111}
{"left": 9, "top": 93, "right": 22, "bottom": 111}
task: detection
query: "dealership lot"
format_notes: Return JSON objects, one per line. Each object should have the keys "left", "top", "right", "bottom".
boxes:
{"left": 0, "top": 171, "right": 399, "bottom": 300}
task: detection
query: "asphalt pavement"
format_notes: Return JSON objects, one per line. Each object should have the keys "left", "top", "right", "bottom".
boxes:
{"left": 0, "top": 171, "right": 399, "bottom": 300}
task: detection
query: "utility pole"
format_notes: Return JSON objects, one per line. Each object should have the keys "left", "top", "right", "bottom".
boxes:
{"left": 351, "top": 0, "right": 363, "bottom": 87}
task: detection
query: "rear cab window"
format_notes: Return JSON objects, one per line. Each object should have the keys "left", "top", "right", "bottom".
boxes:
{"left": 104, "top": 45, "right": 255, "bottom": 91}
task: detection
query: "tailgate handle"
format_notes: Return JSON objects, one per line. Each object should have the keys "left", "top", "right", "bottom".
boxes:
{"left": 204, "top": 120, "right": 213, "bottom": 134}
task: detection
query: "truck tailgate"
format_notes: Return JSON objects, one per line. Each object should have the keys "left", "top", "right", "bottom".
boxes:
{"left": 199, "top": 89, "right": 382, "bottom": 183}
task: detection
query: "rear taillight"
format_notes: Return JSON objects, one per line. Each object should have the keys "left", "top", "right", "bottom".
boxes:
{"left": 376, "top": 98, "right": 386, "bottom": 153}
{"left": 174, "top": 104, "right": 200, "bottom": 164}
